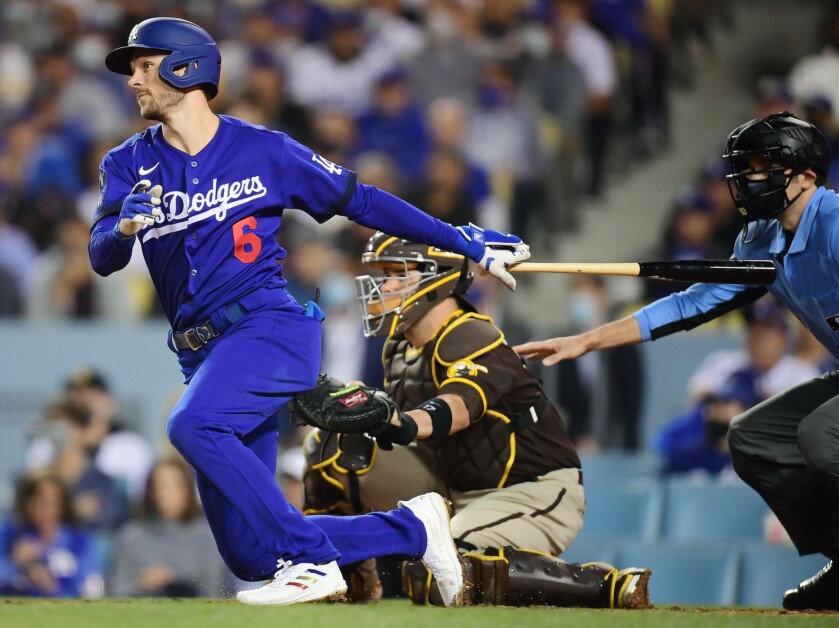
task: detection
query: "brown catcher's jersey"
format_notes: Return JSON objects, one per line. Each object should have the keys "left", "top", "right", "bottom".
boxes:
{"left": 383, "top": 304, "right": 580, "bottom": 491}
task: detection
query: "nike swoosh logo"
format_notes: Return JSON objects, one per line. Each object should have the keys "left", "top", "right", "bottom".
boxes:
{"left": 138, "top": 163, "right": 159, "bottom": 176}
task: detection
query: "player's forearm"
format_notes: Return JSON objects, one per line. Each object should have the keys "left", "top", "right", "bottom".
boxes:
{"left": 343, "top": 184, "right": 465, "bottom": 254}
{"left": 636, "top": 282, "right": 766, "bottom": 341}
{"left": 581, "top": 315, "right": 643, "bottom": 352}
{"left": 406, "top": 393, "right": 470, "bottom": 440}
{"left": 88, "top": 215, "right": 134, "bottom": 276}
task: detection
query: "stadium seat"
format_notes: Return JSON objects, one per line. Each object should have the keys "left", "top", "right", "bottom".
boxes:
{"left": 736, "top": 544, "right": 830, "bottom": 607}
{"left": 559, "top": 538, "right": 619, "bottom": 566}
{"left": 616, "top": 543, "right": 739, "bottom": 606}
{"left": 660, "top": 478, "right": 768, "bottom": 542}
{"left": 89, "top": 531, "right": 116, "bottom": 576}
{"left": 579, "top": 452, "right": 664, "bottom": 486}
{"left": 574, "top": 479, "right": 663, "bottom": 543}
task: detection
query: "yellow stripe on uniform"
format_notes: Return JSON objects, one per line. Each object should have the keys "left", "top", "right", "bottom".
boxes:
{"left": 439, "top": 377, "right": 488, "bottom": 414}
{"left": 485, "top": 410, "right": 515, "bottom": 488}
{"left": 434, "top": 312, "right": 505, "bottom": 366}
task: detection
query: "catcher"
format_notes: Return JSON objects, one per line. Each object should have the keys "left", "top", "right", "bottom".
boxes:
{"left": 293, "top": 232, "right": 651, "bottom": 608}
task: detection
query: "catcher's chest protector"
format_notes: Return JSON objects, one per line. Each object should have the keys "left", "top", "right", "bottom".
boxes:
{"left": 384, "top": 331, "right": 514, "bottom": 491}
{"left": 383, "top": 311, "right": 579, "bottom": 491}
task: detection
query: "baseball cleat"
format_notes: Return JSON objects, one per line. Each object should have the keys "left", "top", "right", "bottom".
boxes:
{"left": 236, "top": 559, "right": 347, "bottom": 605}
{"left": 612, "top": 567, "right": 652, "bottom": 609}
{"left": 399, "top": 492, "right": 465, "bottom": 607}
{"left": 782, "top": 560, "right": 839, "bottom": 611}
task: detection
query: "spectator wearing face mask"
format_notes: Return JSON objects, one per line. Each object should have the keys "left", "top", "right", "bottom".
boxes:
{"left": 29, "top": 399, "right": 128, "bottom": 532}
{"left": 25, "top": 369, "right": 155, "bottom": 505}
{"left": 654, "top": 369, "right": 759, "bottom": 478}
{"left": 685, "top": 298, "right": 821, "bottom": 404}
{"left": 554, "top": 275, "right": 645, "bottom": 451}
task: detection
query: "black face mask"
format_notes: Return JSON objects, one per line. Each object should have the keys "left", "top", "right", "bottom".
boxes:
{"left": 744, "top": 179, "right": 787, "bottom": 216}
{"left": 730, "top": 168, "right": 805, "bottom": 222}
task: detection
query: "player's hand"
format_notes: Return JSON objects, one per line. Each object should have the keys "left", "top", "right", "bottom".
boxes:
{"left": 24, "top": 562, "right": 59, "bottom": 595}
{"left": 513, "top": 334, "right": 591, "bottom": 367}
{"left": 117, "top": 180, "right": 163, "bottom": 237}
{"left": 11, "top": 539, "right": 43, "bottom": 566}
{"left": 457, "top": 224, "right": 530, "bottom": 291}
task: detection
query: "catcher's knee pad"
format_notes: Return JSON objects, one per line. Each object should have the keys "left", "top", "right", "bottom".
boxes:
{"left": 402, "top": 548, "right": 651, "bottom": 609}
{"left": 302, "top": 428, "right": 377, "bottom": 515}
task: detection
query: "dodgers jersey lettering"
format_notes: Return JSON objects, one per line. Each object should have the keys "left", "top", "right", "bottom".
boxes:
{"left": 90, "top": 115, "right": 466, "bottom": 330}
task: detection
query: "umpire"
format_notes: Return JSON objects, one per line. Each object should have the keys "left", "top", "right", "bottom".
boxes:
{"left": 516, "top": 111, "right": 839, "bottom": 611}
{"left": 301, "top": 232, "right": 650, "bottom": 608}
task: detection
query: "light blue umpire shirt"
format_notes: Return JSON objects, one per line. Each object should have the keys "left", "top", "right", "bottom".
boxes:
{"left": 634, "top": 186, "right": 839, "bottom": 363}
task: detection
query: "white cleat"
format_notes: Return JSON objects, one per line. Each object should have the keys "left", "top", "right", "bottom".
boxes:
{"left": 236, "top": 559, "right": 348, "bottom": 605}
{"left": 399, "top": 492, "right": 464, "bottom": 607}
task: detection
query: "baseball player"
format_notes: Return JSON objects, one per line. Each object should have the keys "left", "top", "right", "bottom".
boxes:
{"left": 88, "top": 17, "right": 530, "bottom": 606}
{"left": 516, "top": 111, "right": 839, "bottom": 611}
{"left": 301, "top": 233, "right": 651, "bottom": 608}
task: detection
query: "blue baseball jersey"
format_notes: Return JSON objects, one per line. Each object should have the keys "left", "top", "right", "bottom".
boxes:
{"left": 634, "top": 186, "right": 839, "bottom": 363}
{"left": 90, "top": 115, "right": 467, "bottom": 330}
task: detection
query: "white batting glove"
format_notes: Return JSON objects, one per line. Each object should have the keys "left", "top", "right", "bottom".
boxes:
{"left": 117, "top": 180, "right": 164, "bottom": 237}
{"left": 457, "top": 224, "right": 531, "bottom": 290}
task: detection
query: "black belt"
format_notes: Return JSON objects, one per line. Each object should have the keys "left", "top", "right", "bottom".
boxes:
{"left": 171, "top": 302, "right": 247, "bottom": 351}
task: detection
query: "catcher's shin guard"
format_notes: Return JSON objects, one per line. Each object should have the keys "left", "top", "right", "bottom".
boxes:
{"left": 402, "top": 548, "right": 651, "bottom": 608}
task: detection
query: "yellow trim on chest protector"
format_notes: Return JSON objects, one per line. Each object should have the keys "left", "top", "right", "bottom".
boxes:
{"left": 434, "top": 311, "right": 505, "bottom": 367}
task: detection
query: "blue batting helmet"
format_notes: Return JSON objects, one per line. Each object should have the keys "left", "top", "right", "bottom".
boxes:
{"left": 105, "top": 17, "right": 221, "bottom": 99}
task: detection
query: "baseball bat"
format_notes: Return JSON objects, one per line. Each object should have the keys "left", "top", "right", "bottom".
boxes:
{"left": 509, "top": 259, "right": 776, "bottom": 284}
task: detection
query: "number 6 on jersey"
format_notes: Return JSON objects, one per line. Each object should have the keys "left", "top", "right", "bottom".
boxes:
{"left": 232, "top": 216, "right": 261, "bottom": 263}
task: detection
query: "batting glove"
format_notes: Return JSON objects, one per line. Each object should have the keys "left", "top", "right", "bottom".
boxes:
{"left": 457, "top": 224, "right": 530, "bottom": 291}
{"left": 117, "top": 180, "right": 163, "bottom": 238}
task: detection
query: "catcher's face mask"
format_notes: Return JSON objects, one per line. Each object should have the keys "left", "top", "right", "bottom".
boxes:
{"left": 356, "top": 232, "right": 473, "bottom": 338}
{"left": 356, "top": 261, "right": 428, "bottom": 337}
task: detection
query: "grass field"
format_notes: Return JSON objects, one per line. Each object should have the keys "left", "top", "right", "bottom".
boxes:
{"left": 2, "top": 599, "right": 838, "bottom": 628}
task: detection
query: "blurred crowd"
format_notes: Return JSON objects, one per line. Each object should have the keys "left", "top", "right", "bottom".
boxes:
{"left": 0, "top": 367, "right": 232, "bottom": 597}
{"left": 0, "top": 0, "right": 723, "bottom": 324}
{"left": 4, "top": 0, "right": 839, "bottom": 599}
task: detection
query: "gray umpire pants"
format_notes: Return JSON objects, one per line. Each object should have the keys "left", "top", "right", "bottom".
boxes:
{"left": 728, "top": 370, "right": 839, "bottom": 558}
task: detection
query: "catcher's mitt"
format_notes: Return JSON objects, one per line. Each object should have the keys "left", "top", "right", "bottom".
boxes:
{"left": 291, "top": 374, "right": 397, "bottom": 435}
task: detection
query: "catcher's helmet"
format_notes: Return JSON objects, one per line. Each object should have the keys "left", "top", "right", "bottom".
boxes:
{"left": 105, "top": 17, "right": 221, "bottom": 99}
{"left": 356, "top": 232, "right": 472, "bottom": 337}
{"left": 722, "top": 111, "right": 831, "bottom": 221}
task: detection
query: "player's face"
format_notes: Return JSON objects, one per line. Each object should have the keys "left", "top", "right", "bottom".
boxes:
{"left": 378, "top": 263, "right": 421, "bottom": 295}
{"left": 128, "top": 52, "right": 185, "bottom": 122}
{"left": 740, "top": 155, "right": 788, "bottom": 181}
